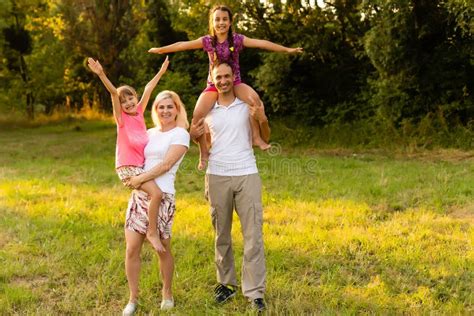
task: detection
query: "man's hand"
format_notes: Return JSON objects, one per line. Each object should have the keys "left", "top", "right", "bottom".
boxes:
{"left": 190, "top": 117, "right": 206, "bottom": 141}
{"left": 87, "top": 58, "right": 104, "bottom": 75}
{"left": 249, "top": 102, "right": 267, "bottom": 123}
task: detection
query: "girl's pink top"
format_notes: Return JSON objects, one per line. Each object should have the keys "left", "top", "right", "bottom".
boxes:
{"left": 202, "top": 32, "right": 244, "bottom": 87}
{"left": 115, "top": 103, "right": 148, "bottom": 168}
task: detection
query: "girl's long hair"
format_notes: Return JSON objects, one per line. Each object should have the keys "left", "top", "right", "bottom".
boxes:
{"left": 151, "top": 90, "right": 189, "bottom": 130}
{"left": 208, "top": 4, "right": 235, "bottom": 63}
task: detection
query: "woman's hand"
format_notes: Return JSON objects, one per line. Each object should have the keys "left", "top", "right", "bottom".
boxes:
{"left": 126, "top": 175, "right": 143, "bottom": 190}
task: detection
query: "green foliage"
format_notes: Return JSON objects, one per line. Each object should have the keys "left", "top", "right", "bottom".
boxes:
{"left": 27, "top": 16, "right": 68, "bottom": 113}
{"left": 249, "top": 1, "right": 373, "bottom": 124}
{"left": 0, "top": 0, "right": 472, "bottom": 139}
{"left": 143, "top": 0, "right": 206, "bottom": 111}
{"left": 3, "top": 25, "right": 32, "bottom": 55}
{"left": 362, "top": 0, "right": 473, "bottom": 125}
{"left": 1, "top": 0, "right": 38, "bottom": 118}
{"left": 272, "top": 115, "right": 473, "bottom": 150}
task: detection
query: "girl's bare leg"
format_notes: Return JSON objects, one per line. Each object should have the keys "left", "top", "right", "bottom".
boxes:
{"left": 140, "top": 180, "right": 165, "bottom": 253}
{"left": 234, "top": 84, "right": 271, "bottom": 150}
{"left": 125, "top": 229, "right": 146, "bottom": 304}
{"left": 157, "top": 238, "right": 174, "bottom": 300}
{"left": 193, "top": 91, "right": 218, "bottom": 170}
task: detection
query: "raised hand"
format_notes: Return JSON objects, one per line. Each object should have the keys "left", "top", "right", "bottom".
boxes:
{"left": 158, "top": 56, "right": 169, "bottom": 75}
{"left": 87, "top": 58, "right": 104, "bottom": 75}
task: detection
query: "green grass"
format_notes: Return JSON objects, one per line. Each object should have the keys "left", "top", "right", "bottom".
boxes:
{"left": 0, "top": 119, "right": 473, "bottom": 314}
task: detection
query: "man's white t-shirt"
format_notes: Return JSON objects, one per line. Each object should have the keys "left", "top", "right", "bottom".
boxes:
{"left": 144, "top": 127, "right": 189, "bottom": 194}
{"left": 205, "top": 97, "right": 258, "bottom": 176}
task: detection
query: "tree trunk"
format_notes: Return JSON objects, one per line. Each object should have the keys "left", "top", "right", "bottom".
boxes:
{"left": 19, "top": 54, "right": 34, "bottom": 119}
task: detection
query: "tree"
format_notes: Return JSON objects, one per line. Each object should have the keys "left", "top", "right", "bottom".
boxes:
{"left": 58, "top": 0, "right": 147, "bottom": 111}
{"left": 250, "top": 1, "right": 372, "bottom": 124}
{"left": 362, "top": 0, "right": 473, "bottom": 124}
{"left": 2, "top": 0, "right": 35, "bottom": 118}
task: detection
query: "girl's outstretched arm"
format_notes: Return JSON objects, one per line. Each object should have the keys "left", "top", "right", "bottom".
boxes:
{"left": 243, "top": 36, "right": 303, "bottom": 53}
{"left": 139, "top": 56, "right": 169, "bottom": 111}
{"left": 87, "top": 58, "right": 122, "bottom": 125}
{"left": 148, "top": 38, "right": 204, "bottom": 54}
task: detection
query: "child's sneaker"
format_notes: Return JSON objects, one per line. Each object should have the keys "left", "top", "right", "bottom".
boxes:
{"left": 122, "top": 302, "right": 137, "bottom": 316}
{"left": 160, "top": 298, "right": 174, "bottom": 310}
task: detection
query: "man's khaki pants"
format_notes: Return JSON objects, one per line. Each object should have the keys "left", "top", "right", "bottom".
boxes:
{"left": 205, "top": 173, "right": 266, "bottom": 299}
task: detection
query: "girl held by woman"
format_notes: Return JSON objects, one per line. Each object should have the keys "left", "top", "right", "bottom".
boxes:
{"left": 87, "top": 57, "right": 170, "bottom": 253}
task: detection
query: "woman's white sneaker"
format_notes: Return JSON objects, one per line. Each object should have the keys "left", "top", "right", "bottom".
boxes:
{"left": 122, "top": 302, "right": 137, "bottom": 316}
{"left": 160, "top": 298, "right": 174, "bottom": 310}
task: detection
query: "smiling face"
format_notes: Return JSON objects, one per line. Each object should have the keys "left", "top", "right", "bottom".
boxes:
{"left": 155, "top": 97, "right": 178, "bottom": 126}
{"left": 119, "top": 94, "right": 139, "bottom": 115}
{"left": 117, "top": 86, "right": 139, "bottom": 115}
{"left": 212, "top": 9, "right": 231, "bottom": 36}
{"left": 211, "top": 62, "right": 235, "bottom": 94}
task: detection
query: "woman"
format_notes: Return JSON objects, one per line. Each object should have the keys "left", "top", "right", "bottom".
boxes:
{"left": 121, "top": 90, "right": 190, "bottom": 315}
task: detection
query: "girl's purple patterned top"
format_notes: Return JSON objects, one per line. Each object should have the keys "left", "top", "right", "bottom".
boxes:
{"left": 202, "top": 32, "right": 244, "bottom": 87}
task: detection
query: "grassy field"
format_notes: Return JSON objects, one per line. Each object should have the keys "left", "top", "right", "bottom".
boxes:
{"left": 0, "top": 119, "right": 473, "bottom": 314}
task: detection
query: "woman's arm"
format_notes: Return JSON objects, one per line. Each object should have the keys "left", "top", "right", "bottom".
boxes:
{"left": 127, "top": 144, "right": 188, "bottom": 189}
{"left": 148, "top": 38, "right": 204, "bottom": 54}
{"left": 87, "top": 58, "right": 122, "bottom": 125}
{"left": 139, "top": 56, "right": 169, "bottom": 111}
{"left": 243, "top": 36, "right": 303, "bottom": 53}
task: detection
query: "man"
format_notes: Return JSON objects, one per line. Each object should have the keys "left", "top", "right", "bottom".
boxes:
{"left": 191, "top": 61, "right": 270, "bottom": 311}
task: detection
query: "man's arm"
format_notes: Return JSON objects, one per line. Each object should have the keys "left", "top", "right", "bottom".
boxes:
{"left": 249, "top": 103, "right": 270, "bottom": 143}
{"left": 258, "top": 119, "right": 270, "bottom": 144}
{"left": 204, "top": 123, "right": 212, "bottom": 151}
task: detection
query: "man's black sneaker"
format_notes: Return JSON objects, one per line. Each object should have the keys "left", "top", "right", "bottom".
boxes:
{"left": 214, "top": 284, "right": 236, "bottom": 304}
{"left": 251, "top": 298, "right": 266, "bottom": 312}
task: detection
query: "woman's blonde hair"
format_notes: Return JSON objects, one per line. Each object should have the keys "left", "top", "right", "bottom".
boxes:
{"left": 151, "top": 90, "right": 189, "bottom": 129}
